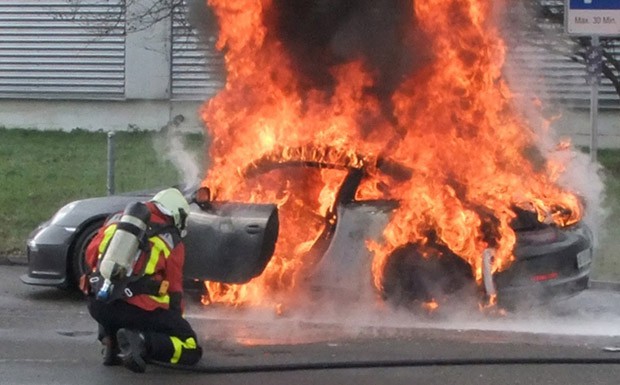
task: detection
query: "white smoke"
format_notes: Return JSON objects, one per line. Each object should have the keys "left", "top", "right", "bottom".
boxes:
{"left": 499, "top": 2, "right": 608, "bottom": 245}
{"left": 187, "top": 286, "right": 620, "bottom": 344}
{"left": 152, "top": 114, "right": 203, "bottom": 190}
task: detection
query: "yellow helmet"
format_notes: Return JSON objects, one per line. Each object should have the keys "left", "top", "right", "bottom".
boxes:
{"left": 150, "top": 188, "right": 190, "bottom": 232}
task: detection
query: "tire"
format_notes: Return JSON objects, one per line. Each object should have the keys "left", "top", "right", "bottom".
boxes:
{"left": 381, "top": 242, "right": 475, "bottom": 307}
{"left": 66, "top": 220, "right": 105, "bottom": 290}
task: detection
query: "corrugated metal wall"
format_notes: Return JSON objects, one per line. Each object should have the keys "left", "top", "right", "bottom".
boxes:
{"left": 508, "top": 40, "right": 619, "bottom": 109}
{"left": 170, "top": 3, "right": 224, "bottom": 101}
{"left": 505, "top": 1, "right": 620, "bottom": 109}
{"left": 0, "top": 0, "right": 125, "bottom": 99}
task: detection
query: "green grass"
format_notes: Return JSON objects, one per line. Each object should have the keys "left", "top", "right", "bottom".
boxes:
{"left": 591, "top": 149, "right": 620, "bottom": 281}
{"left": 598, "top": 150, "right": 620, "bottom": 178}
{"left": 0, "top": 128, "right": 204, "bottom": 254}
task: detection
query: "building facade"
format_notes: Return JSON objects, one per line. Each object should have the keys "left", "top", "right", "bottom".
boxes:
{"left": 0, "top": 0, "right": 618, "bottom": 145}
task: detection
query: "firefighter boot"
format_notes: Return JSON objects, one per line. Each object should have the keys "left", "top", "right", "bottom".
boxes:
{"left": 101, "top": 336, "right": 121, "bottom": 366}
{"left": 116, "top": 329, "right": 147, "bottom": 373}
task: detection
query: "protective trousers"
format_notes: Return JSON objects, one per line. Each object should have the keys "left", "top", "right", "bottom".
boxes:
{"left": 88, "top": 298, "right": 203, "bottom": 366}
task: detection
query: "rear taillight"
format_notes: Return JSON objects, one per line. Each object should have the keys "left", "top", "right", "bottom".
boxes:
{"left": 531, "top": 272, "right": 559, "bottom": 282}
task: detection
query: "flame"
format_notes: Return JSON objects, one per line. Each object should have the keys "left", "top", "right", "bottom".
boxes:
{"left": 478, "top": 294, "right": 507, "bottom": 316}
{"left": 199, "top": 0, "right": 583, "bottom": 307}
{"left": 423, "top": 299, "right": 440, "bottom": 313}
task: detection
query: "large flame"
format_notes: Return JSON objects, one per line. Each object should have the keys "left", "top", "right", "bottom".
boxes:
{"left": 199, "top": 0, "right": 582, "bottom": 307}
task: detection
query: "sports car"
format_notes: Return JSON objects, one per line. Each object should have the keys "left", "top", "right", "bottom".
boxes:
{"left": 21, "top": 157, "right": 593, "bottom": 308}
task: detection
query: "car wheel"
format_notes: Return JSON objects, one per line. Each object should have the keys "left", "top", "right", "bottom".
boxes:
{"left": 381, "top": 242, "right": 475, "bottom": 307}
{"left": 66, "top": 220, "right": 104, "bottom": 290}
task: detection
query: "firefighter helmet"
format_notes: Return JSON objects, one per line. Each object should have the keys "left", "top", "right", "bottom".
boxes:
{"left": 150, "top": 188, "right": 190, "bottom": 232}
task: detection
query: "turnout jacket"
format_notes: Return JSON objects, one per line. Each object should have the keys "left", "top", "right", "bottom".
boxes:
{"left": 84, "top": 202, "right": 185, "bottom": 312}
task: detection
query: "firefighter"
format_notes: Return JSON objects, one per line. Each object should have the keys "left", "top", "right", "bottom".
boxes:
{"left": 81, "top": 187, "right": 203, "bottom": 373}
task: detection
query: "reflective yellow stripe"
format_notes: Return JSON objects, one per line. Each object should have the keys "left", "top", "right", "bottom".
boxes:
{"left": 148, "top": 294, "right": 170, "bottom": 304}
{"left": 97, "top": 224, "right": 117, "bottom": 259}
{"left": 144, "top": 236, "right": 171, "bottom": 275}
{"left": 143, "top": 236, "right": 172, "bottom": 304}
{"left": 169, "top": 337, "right": 197, "bottom": 364}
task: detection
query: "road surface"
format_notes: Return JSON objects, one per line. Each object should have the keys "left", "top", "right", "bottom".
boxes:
{"left": 1, "top": 263, "right": 620, "bottom": 384}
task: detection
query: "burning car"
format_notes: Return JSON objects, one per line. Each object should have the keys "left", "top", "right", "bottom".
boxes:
{"left": 23, "top": 0, "right": 597, "bottom": 311}
{"left": 21, "top": 148, "right": 593, "bottom": 310}
{"left": 189, "top": 0, "right": 598, "bottom": 310}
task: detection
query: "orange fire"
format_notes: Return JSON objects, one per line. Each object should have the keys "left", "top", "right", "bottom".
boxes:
{"left": 423, "top": 299, "right": 440, "bottom": 313}
{"left": 199, "top": 0, "right": 582, "bottom": 307}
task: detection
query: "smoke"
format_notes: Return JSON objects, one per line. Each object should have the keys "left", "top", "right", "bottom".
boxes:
{"left": 186, "top": 0, "right": 219, "bottom": 38}
{"left": 499, "top": 2, "right": 607, "bottom": 243}
{"left": 152, "top": 114, "right": 203, "bottom": 189}
{"left": 188, "top": 287, "right": 620, "bottom": 344}
{"left": 556, "top": 151, "right": 607, "bottom": 247}
{"left": 269, "top": 0, "right": 431, "bottom": 98}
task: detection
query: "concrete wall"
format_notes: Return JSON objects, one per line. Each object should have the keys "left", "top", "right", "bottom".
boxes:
{"left": 0, "top": 99, "right": 204, "bottom": 133}
{"left": 1, "top": 99, "right": 617, "bottom": 146}
{"left": 553, "top": 109, "right": 620, "bottom": 148}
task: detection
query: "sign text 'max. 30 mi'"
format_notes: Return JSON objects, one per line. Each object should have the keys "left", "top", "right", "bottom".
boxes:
{"left": 566, "top": 0, "right": 620, "bottom": 35}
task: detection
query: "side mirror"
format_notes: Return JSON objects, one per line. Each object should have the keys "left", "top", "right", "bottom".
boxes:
{"left": 195, "top": 186, "right": 212, "bottom": 206}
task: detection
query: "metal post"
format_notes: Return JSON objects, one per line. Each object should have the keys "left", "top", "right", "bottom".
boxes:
{"left": 107, "top": 131, "right": 115, "bottom": 196}
{"left": 589, "top": 35, "right": 600, "bottom": 164}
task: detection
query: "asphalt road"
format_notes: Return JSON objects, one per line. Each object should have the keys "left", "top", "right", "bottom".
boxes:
{"left": 2, "top": 262, "right": 620, "bottom": 385}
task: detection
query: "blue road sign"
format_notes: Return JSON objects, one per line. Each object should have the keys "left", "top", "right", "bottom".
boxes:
{"left": 569, "top": 0, "right": 620, "bottom": 10}
{"left": 566, "top": 0, "right": 620, "bottom": 35}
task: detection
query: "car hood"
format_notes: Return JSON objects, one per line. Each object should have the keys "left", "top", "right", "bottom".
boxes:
{"left": 50, "top": 195, "right": 149, "bottom": 228}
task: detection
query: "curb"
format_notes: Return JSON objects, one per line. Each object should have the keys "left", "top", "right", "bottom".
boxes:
{"left": 590, "top": 280, "right": 620, "bottom": 292}
{"left": 0, "top": 255, "right": 27, "bottom": 266}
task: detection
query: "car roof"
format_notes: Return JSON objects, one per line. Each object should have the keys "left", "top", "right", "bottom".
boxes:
{"left": 242, "top": 145, "right": 412, "bottom": 182}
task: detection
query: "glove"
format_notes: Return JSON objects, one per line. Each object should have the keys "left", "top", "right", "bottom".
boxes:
{"left": 169, "top": 292, "right": 184, "bottom": 316}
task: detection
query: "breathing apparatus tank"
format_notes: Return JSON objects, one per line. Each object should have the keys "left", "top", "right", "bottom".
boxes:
{"left": 96, "top": 202, "right": 151, "bottom": 301}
